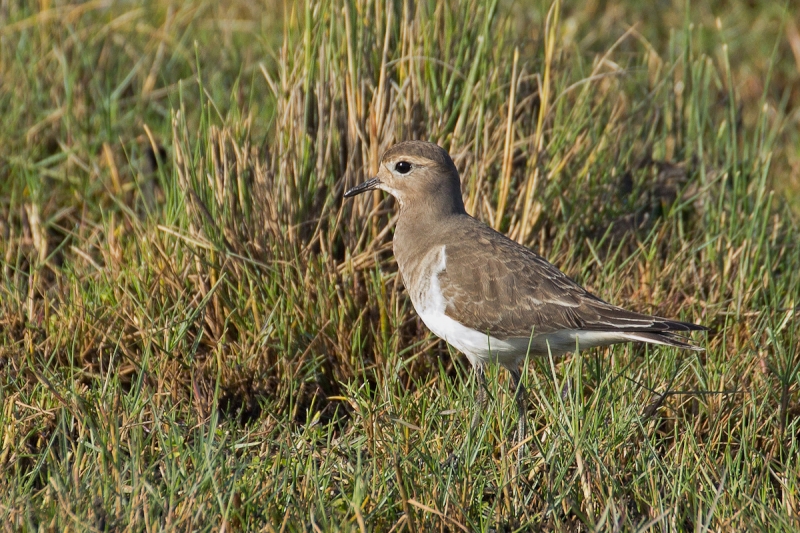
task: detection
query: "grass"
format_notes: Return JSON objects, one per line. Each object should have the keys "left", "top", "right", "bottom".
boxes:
{"left": 1, "top": 0, "right": 799, "bottom": 530}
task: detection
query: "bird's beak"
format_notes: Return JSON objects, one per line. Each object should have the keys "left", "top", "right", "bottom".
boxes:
{"left": 344, "top": 177, "right": 381, "bottom": 198}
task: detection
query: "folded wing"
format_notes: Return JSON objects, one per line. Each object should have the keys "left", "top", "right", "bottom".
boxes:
{"left": 437, "top": 219, "right": 706, "bottom": 344}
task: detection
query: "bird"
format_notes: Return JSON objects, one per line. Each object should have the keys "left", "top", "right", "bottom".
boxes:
{"left": 343, "top": 140, "right": 707, "bottom": 453}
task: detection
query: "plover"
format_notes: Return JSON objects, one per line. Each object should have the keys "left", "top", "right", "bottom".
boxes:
{"left": 344, "top": 141, "right": 707, "bottom": 448}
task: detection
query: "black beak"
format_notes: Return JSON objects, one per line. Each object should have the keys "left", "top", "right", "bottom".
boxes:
{"left": 344, "top": 177, "right": 381, "bottom": 198}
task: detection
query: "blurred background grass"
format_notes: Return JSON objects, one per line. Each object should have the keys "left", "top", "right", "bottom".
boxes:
{"left": 1, "top": 0, "right": 799, "bottom": 530}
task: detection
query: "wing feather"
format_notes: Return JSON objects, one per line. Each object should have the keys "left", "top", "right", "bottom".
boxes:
{"left": 437, "top": 217, "right": 705, "bottom": 340}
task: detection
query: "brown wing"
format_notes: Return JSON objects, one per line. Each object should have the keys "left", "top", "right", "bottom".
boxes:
{"left": 437, "top": 217, "right": 704, "bottom": 339}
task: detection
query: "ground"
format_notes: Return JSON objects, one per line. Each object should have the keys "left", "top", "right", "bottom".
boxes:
{"left": 1, "top": 0, "right": 799, "bottom": 530}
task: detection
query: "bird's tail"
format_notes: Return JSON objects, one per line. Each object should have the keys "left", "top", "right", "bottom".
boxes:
{"left": 620, "top": 330, "right": 705, "bottom": 351}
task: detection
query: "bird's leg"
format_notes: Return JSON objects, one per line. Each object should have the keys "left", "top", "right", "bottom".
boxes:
{"left": 470, "top": 363, "right": 487, "bottom": 431}
{"left": 509, "top": 366, "right": 527, "bottom": 464}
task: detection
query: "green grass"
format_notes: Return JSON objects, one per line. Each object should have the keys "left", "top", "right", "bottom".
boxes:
{"left": 1, "top": 0, "right": 799, "bottom": 530}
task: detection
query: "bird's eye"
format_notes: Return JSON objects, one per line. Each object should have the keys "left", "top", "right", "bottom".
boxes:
{"left": 394, "top": 161, "right": 412, "bottom": 174}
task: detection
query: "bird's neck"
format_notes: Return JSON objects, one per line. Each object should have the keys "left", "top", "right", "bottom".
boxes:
{"left": 397, "top": 186, "right": 467, "bottom": 221}
{"left": 394, "top": 197, "right": 467, "bottom": 274}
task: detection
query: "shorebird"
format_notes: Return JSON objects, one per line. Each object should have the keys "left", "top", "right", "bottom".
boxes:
{"left": 344, "top": 140, "right": 706, "bottom": 450}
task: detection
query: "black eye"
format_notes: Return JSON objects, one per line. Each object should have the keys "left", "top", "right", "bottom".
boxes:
{"left": 394, "top": 161, "right": 412, "bottom": 174}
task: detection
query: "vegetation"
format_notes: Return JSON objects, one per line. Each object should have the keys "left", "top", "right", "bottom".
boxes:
{"left": 1, "top": 0, "right": 798, "bottom": 530}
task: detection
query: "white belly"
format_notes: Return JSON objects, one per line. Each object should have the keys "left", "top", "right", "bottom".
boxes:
{"left": 417, "top": 306, "right": 532, "bottom": 368}
{"left": 410, "top": 245, "right": 636, "bottom": 367}
{"left": 412, "top": 245, "right": 530, "bottom": 369}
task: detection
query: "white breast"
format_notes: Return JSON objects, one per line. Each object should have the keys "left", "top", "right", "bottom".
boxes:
{"left": 412, "top": 246, "right": 531, "bottom": 369}
{"left": 408, "top": 245, "right": 647, "bottom": 367}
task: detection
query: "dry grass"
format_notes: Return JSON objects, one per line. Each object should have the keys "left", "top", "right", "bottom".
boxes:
{"left": 1, "top": 0, "right": 799, "bottom": 530}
